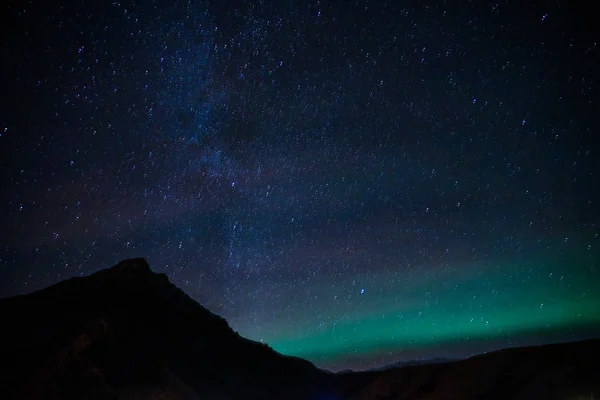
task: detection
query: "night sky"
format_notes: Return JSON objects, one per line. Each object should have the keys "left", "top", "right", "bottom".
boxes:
{"left": 1, "top": 0, "right": 599, "bottom": 371}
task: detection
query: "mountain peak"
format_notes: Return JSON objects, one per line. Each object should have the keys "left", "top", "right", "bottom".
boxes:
{"left": 97, "top": 257, "right": 153, "bottom": 281}
{"left": 0, "top": 259, "right": 333, "bottom": 399}
{"left": 113, "top": 257, "right": 151, "bottom": 273}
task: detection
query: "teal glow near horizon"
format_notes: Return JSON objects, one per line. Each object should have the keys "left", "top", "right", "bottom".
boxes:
{"left": 263, "top": 251, "right": 600, "bottom": 368}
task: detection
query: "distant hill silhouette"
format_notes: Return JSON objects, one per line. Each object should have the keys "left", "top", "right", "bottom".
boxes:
{"left": 0, "top": 258, "right": 598, "bottom": 399}
{"left": 370, "top": 357, "right": 459, "bottom": 372}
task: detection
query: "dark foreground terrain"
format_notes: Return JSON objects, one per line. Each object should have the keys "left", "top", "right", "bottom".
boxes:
{"left": 1, "top": 258, "right": 598, "bottom": 399}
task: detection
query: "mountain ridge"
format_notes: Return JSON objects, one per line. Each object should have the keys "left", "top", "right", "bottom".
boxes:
{"left": 0, "top": 258, "right": 338, "bottom": 399}
{"left": 1, "top": 258, "right": 599, "bottom": 400}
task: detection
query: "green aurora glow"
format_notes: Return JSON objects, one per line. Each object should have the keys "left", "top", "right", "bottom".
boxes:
{"left": 266, "top": 251, "right": 600, "bottom": 367}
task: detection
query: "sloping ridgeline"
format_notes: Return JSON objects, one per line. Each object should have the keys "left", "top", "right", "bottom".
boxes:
{"left": 0, "top": 258, "right": 351, "bottom": 399}
{"left": 1, "top": 258, "right": 599, "bottom": 400}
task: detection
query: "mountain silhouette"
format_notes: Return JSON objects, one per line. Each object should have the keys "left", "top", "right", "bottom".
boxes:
{"left": 370, "top": 357, "right": 459, "bottom": 372}
{"left": 1, "top": 258, "right": 598, "bottom": 399}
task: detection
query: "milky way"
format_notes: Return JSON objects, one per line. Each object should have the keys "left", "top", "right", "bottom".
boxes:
{"left": 1, "top": 0, "right": 599, "bottom": 370}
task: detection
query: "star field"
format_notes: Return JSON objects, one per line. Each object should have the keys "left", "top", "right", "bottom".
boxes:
{"left": 1, "top": 0, "right": 599, "bottom": 371}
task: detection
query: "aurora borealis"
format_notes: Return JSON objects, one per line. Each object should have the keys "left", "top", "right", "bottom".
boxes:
{"left": 269, "top": 254, "right": 600, "bottom": 369}
{"left": 1, "top": 0, "right": 599, "bottom": 370}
